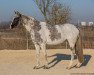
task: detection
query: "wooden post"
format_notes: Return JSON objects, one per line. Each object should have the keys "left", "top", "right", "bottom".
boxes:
{"left": 26, "top": 31, "right": 29, "bottom": 50}
{"left": 66, "top": 41, "right": 68, "bottom": 49}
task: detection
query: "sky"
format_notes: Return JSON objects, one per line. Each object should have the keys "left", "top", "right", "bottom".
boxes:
{"left": 0, "top": 0, "right": 94, "bottom": 24}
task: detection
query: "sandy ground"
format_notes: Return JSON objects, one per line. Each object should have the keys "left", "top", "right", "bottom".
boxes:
{"left": 0, "top": 49, "right": 94, "bottom": 75}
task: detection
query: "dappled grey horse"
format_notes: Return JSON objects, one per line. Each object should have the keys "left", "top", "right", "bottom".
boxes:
{"left": 10, "top": 11, "right": 83, "bottom": 69}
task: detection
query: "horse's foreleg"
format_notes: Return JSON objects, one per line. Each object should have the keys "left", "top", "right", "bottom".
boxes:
{"left": 41, "top": 44, "right": 49, "bottom": 69}
{"left": 34, "top": 44, "right": 40, "bottom": 69}
{"left": 67, "top": 48, "right": 75, "bottom": 69}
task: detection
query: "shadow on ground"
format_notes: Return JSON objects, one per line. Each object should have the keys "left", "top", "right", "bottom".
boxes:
{"left": 48, "top": 53, "right": 91, "bottom": 68}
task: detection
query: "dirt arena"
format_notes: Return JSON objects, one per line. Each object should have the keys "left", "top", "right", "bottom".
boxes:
{"left": 0, "top": 49, "right": 94, "bottom": 75}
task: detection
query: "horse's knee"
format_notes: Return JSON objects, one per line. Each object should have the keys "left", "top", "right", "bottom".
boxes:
{"left": 70, "top": 48, "right": 75, "bottom": 54}
{"left": 36, "top": 53, "right": 39, "bottom": 57}
{"left": 70, "top": 48, "right": 75, "bottom": 60}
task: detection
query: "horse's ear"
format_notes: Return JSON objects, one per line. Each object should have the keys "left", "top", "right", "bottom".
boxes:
{"left": 14, "top": 11, "right": 16, "bottom": 14}
{"left": 14, "top": 11, "right": 21, "bottom": 17}
{"left": 14, "top": 11, "right": 18, "bottom": 14}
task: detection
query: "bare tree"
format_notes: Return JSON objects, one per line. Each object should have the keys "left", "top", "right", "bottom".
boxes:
{"left": 48, "top": 3, "right": 71, "bottom": 24}
{"left": 33, "top": 0, "right": 71, "bottom": 24}
{"left": 33, "top": 0, "right": 55, "bottom": 22}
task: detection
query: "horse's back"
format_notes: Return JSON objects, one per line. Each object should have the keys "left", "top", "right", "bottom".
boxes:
{"left": 61, "top": 23, "right": 79, "bottom": 36}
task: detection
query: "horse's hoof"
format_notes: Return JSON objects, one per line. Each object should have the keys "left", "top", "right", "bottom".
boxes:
{"left": 33, "top": 66, "right": 40, "bottom": 69}
{"left": 75, "top": 65, "right": 81, "bottom": 68}
{"left": 66, "top": 67, "right": 71, "bottom": 70}
{"left": 75, "top": 66, "right": 80, "bottom": 68}
{"left": 75, "top": 63, "right": 82, "bottom": 68}
{"left": 66, "top": 65, "right": 75, "bottom": 70}
{"left": 43, "top": 65, "right": 49, "bottom": 69}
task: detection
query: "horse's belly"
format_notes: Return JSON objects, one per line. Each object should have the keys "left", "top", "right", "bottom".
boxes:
{"left": 46, "top": 39, "right": 65, "bottom": 45}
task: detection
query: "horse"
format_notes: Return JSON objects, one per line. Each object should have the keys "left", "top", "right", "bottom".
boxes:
{"left": 10, "top": 11, "right": 83, "bottom": 69}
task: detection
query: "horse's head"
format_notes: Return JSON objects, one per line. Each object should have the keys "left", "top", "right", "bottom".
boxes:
{"left": 10, "top": 11, "right": 37, "bottom": 29}
{"left": 10, "top": 11, "right": 21, "bottom": 29}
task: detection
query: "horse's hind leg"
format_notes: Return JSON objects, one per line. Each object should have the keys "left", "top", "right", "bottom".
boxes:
{"left": 66, "top": 39, "right": 76, "bottom": 69}
{"left": 33, "top": 44, "right": 41, "bottom": 69}
{"left": 66, "top": 47, "right": 75, "bottom": 69}
{"left": 41, "top": 44, "right": 49, "bottom": 69}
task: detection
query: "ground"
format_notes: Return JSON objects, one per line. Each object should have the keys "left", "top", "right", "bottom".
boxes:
{"left": 0, "top": 49, "right": 94, "bottom": 75}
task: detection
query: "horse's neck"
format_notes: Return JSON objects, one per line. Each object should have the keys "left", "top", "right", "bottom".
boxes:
{"left": 23, "top": 24, "right": 32, "bottom": 32}
{"left": 23, "top": 21, "right": 46, "bottom": 33}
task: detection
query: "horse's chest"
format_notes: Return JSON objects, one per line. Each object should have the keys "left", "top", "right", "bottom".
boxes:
{"left": 34, "top": 31, "right": 43, "bottom": 43}
{"left": 31, "top": 25, "right": 43, "bottom": 43}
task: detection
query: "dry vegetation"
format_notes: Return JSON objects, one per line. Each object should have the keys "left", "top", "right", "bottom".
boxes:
{"left": 33, "top": 0, "right": 71, "bottom": 24}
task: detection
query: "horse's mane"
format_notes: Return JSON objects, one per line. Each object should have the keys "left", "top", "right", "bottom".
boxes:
{"left": 22, "top": 14, "right": 31, "bottom": 20}
{"left": 21, "top": 14, "right": 41, "bottom": 31}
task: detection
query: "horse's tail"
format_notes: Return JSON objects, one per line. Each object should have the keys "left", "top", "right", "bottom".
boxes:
{"left": 75, "top": 30, "right": 84, "bottom": 63}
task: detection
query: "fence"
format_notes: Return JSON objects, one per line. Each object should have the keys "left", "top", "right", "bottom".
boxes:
{"left": 0, "top": 37, "right": 67, "bottom": 50}
{"left": 0, "top": 26, "right": 94, "bottom": 50}
{"left": 80, "top": 26, "right": 94, "bottom": 48}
